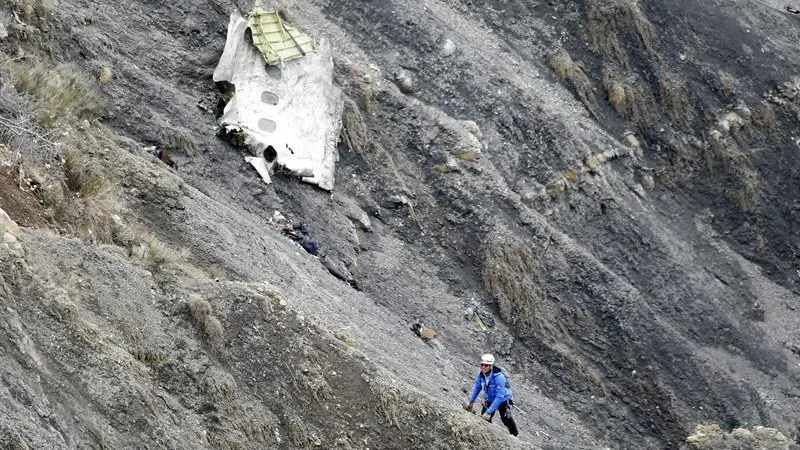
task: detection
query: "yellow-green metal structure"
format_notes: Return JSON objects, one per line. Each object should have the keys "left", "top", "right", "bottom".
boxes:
{"left": 247, "top": 3, "right": 316, "bottom": 65}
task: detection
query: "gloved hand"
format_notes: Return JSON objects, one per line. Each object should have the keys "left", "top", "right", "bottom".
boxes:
{"left": 481, "top": 413, "right": 492, "bottom": 422}
{"left": 463, "top": 402, "right": 474, "bottom": 412}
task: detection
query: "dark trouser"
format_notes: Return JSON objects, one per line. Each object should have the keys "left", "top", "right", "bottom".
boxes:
{"left": 482, "top": 400, "right": 519, "bottom": 436}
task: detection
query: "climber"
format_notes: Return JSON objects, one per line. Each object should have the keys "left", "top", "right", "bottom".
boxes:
{"left": 464, "top": 353, "right": 519, "bottom": 436}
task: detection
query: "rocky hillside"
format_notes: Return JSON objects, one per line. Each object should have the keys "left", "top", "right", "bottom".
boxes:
{"left": 1, "top": 0, "right": 799, "bottom": 449}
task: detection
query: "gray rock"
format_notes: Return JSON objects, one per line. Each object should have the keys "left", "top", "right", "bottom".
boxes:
{"left": 320, "top": 256, "right": 353, "bottom": 284}
{"left": 394, "top": 70, "right": 415, "bottom": 94}
{"left": 345, "top": 206, "right": 372, "bottom": 231}
{"left": 734, "top": 104, "right": 752, "bottom": 119}
{"left": 440, "top": 38, "right": 456, "bottom": 57}
{"left": 385, "top": 195, "right": 410, "bottom": 209}
{"left": 0, "top": 208, "right": 24, "bottom": 259}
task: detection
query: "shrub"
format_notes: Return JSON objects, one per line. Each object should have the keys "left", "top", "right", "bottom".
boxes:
{"left": 188, "top": 295, "right": 224, "bottom": 342}
{"left": 188, "top": 296, "right": 212, "bottom": 322}
{"left": 160, "top": 127, "right": 199, "bottom": 155}
{"left": 340, "top": 97, "right": 371, "bottom": 154}
{"left": 548, "top": 49, "right": 597, "bottom": 116}
{"left": 751, "top": 104, "right": 777, "bottom": 132}
{"left": 40, "top": 151, "right": 119, "bottom": 243}
{"left": 602, "top": 69, "right": 655, "bottom": 123}
{"left": 98, "top": 67, "right": 113, "bottom": 86}
{"left": 585, "top": 0, "right": 655, "bottom": 65}
{"left": 203, "top": 315, "right": 224, "bottom": 341}
{"left": 658, "top": 72, "right": 693, "bottom": 123}
{"left": 130, "top": 231, "right": 184, "bottom": 271}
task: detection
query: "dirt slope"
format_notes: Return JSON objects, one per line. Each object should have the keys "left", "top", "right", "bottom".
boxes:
{"left": 1, "top": 0, "right": 799, "bottom": 449}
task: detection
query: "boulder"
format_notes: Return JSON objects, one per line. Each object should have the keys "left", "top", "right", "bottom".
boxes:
{"left": 394, "top": 70, "right": 415, "bottom": 94}
{"left": 346, "top": 206, "right": 372, "bottom": 231}
{"left": 0, "top": 208, "right": 24, "bottom": 259}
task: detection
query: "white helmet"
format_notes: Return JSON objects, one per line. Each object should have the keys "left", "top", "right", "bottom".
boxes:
{"left": 480, "top": 353, "right": 495, "bottom": 365}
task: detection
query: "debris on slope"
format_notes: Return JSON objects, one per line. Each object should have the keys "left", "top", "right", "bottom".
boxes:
{"left": 0, "top": 223, "right": 531, "bottom": 449}
{"left": 213, "top": 5, "right": 342, "bottom": 190}
{"left": 3, "top": 0, "right": 800, "bottom": 447}
{"left": 411, "top": 322, "right": 438, "bottom": 341}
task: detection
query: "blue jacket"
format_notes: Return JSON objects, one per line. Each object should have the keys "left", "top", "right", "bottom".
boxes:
{"left": 468, "top": 366, "right": 512, "bottom": 414}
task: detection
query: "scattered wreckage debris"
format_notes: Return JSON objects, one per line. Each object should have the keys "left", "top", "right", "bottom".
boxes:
{"left": 320, "top": 255, "right": 358, "bottom": 289}
{"left": 247, "top": 4, "right": 315, "bottom": 65}
{"left": 144, "top": 146, "right": 178, "bottom": 169}
{"left": 270, "top": 214, "right": 360, "bottom": 289}
{"left": 281, "top": 221, "right": 318, "bottom": 255}
{"left": 154, "top": 148, "right": 177, "bottom": 169}
{"left": 213, "top": 1, "right": 342, "bottom": 190}
{"left": 411, "top": 322, "right": 438, "bottom": 341}
{"left": 465, "top": 304, "right": 495, "bottom": 330}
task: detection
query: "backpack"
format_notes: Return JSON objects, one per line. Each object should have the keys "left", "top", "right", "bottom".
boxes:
{"left": 494, "top": 366, "right": 511, "bottom": 390}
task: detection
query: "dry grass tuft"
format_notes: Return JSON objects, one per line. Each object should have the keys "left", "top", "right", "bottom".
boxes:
{"left": 607, "top": 81, "right": 628, "bottom": 109}
{"left": 203, "top": 315, "right": 224, "bottom": 341}
{"left": 48, "top": 297, "right": 79, "bottom": 323}
{"left": 132, "top": 346, "right": 167, "bottom": 365}
{"left": 8, "top": 61, "right": 106, "bottom": 127}
{"left": 0, "top": 430, "right": 32, "bottom": 450}
{"left": 340, "top": 97, "right": 416, "bottom": 199}
{"left": 706, "top": 143, "right": 761, "bottom": 210}
{"left": 585, "top": 0, "right": 655, "bottom": 66}
{"left": 723, "top": 171, "right": 760, "bottom": 210}
{"left": 160, "top": 127, "right": 199, "bottom": 156}
{"left": 584, "top": 0, "right": 655, "bottom": 67}
{"left": 39, "top": 151, "right": 120, "bottom": 243}
{"left": 7, "top": 0, "right": 50, "bottom": 39}
{"left": 658, "top": 72, "right": 693, "bottom": 124}
{"left": 754, "top": 234, "right": 766, "bottom": 258}
{"left": 11, "top": 0, "right": 47, "bottom": 22}
{"left": 204, "top": 401, "right": 276, "bottom": 447}
{"left": 0, "top": 60, "right": 125, "bottom": 245}
{"left": 203, "top": 367, "right": 237, "bottom": 403}
{"left": 750, "top": 104, "right": 777, "bottom": 132}
{"left": 602, "top": 69, "right": 655, "bottom": 123}
{"left": 62, "top": 151, "right": 109, "bottom": 197}
{"left": 98, "top": 67, "right": 113, "bottom": 86}
{"left": 334, "top": 332, "right": 354, "bottom": 347}
{"left": 453, "top": 148, "right": 477, "bottom": 162}
{"left": 712, "top": 70, "right": 738, "bottom": 99}
{"left": 482, "top": 231, "right": 553, "bottom": 338}
{"left": 549, "top": 49, "right": 597, "bottom": 116}
{"left": 369, "top": 377, "right": 410, "bottom": 429}
{"left": 362, "top": 85, "right": 375, "bottom": 114}
{"left": 205, "top": 265, "right": 223, "bottom": 279}
{"left": 446, "top": 413, "right": 494, "bottom": 447}
{"left": 129, "top": 231, "right": 184, "bottom": 271}
{"left": 562, "top": 168, "right": 579, "bottom": 182}
{"left": 188, "top": 295, "right": 224, "bottom": 342}
{"left": 284, "top": 414, "right": 323, "bottom": 447}
{"left": 188, "top": 295, "right": 212, "bottom": 322}
{"left": 340, "top": 97, "right": 371, "bottom": 154}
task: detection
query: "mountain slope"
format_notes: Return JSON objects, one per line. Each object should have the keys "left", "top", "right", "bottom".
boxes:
{"left": 0, "top": 0, "right": 799, "bottom": 449}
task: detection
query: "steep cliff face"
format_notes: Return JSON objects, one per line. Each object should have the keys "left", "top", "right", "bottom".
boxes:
{"left": 0, "top": 0, "right": 799, "bottom": 449}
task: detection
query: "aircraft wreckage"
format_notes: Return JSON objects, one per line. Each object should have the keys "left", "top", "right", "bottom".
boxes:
{"left": 213, "top": 2, "right": 342, "bottom": 190}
